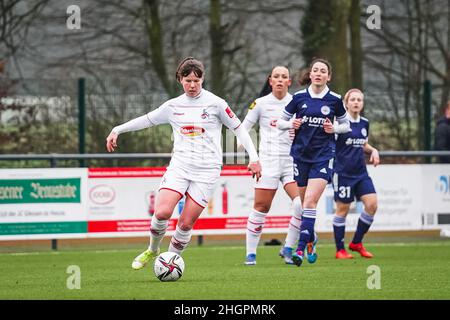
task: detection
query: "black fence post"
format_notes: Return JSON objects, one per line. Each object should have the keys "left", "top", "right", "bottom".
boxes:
{"left": 50, "top": 156, "right": 58, "bottom": 250}
{"left": 197, "top": 235, "right": 203, "bottom": 246}
{"left": 423, "top": 80, "right": 432, "bottom": 164}
{"left": 78, "top": 78, "right": 86, "bottom": 167}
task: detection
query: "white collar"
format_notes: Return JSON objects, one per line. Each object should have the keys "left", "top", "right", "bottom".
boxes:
{"left": 308, "top": 85, "right": 329, "bottom": 99}
{"left": 270, "top": 92, "right": 289, "bottom": 101}
{"left": 348, "top": 114, "right": 360, "bottom": 123}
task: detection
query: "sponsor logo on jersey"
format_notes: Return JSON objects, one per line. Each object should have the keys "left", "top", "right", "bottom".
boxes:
{"left": 321, "top": 105, "right": 331, "bottom": 115}
{"left": 302, "top": 116, "right": 326, "bottom": 126}
{"left": 301, "top": 104, "right": 308, "bottom": 109}
{"left": 361, "top": 128, "right": 367, "bottom": 137}
{"left": 345, "top": 137, "right": 366, "bottom": 146}
{"left": 249, "top": 101, "right": 256, "bottom": 110}
{"left": 225, "top": 106, "right": 235, "bottom": 118}
{"left": 173, "top": 112, "right": 185, "bottom": 116}
{"left": 180, "top": 126, "right": 205, "bottom": 137}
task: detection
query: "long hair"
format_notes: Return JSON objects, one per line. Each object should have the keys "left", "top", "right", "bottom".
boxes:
{"left": 258, "top": 76, "right": 272, "bottom": 97}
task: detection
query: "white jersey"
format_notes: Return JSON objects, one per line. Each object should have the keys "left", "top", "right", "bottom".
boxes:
{"left": 146, "top": 89, "right": 241, "bottom": 180}
{"left": 244, "top": 93, "right": 294, "bottom": 158}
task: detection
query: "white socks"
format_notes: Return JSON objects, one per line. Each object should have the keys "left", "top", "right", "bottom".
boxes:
{"left": 148, "top": 216, "right": 168, "bottom": 253}
{"left": 246, "top": 209, "right": 267, "bottom": 256}
{"left": 169, "top": 225, "right": 192, "bottom": 255}
{"left": 284, "top": 196, "right": 302, "bottom": 248}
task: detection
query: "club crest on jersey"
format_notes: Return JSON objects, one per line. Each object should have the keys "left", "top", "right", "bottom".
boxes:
{"left": 321, "top": 105, "right": 331, "bottom": 115}
{"left": 180, "top": 126, "right": 205, "bottom": 137}
{"left": 249, "top": 101, "right": 256, "bottom": 110}
{"left": 225, "top": 106, "right": 235, "bottom": 118}
{"left": 361, "top": 128, "right": 367, "bottom": 137}
{"left": 201, "top": 109, "right": 209, "bottom": 119}
{"left": 270, "top": 119, "right": 278, "bottom": 127}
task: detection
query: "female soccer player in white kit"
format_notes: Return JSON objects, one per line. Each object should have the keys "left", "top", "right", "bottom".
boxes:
{"left": 242, "top": 66, "right": 303, "bottom": 265}
{"left": 106, "top": 57, "right": 262, "bottom": 270}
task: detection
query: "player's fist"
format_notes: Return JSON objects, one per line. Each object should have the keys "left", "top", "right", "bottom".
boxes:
{"left": 247, "top": 160, "right": 262, "bottom": 182}
{"left": 106, "top": 131, "right": 119, "bottom": 152}
{"left": 292, "top": 118, "right": 302, "bottom": 130}
{"left": 323, "top": 118, "right": 334, "bottom": 134}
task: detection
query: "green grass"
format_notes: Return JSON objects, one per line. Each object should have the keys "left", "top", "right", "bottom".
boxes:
{"left": 1, "top": 241, "right": 450, "bottom": 300}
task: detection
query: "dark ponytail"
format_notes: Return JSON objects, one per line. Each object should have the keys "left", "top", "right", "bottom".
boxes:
{"left": 297, "top": 68, "right": 311, "bottom": 86}
{"left": 258, "top": 76, "right": 272, "bottom": 97}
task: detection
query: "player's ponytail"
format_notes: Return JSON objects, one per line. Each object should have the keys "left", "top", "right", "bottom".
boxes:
{"left": 297, "top": 68, "right": 311, "bottom": 86}
{"left": 258, "top": 76, "right": 272, "bottom": 97}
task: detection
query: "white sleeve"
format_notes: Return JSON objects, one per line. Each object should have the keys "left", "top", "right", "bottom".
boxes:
{"left": 112, "top": 114, "right": 153, "bottom": 135}
{"left": 218, "top": 101, "right": 242, "bottom": 130}
{"left": 112, "top": 102, "right": 170, "bottom": 135}
{"left": 277, "top": 118, "right": 294, "bottom": 130}
{"left": 244, "top": 100, "right": 260, "bottom": 128}
{"left": 145, "top": 101, "right": 170, "bottom": 126}
{"left": 333, "top": 113, "right": 350, "bottom": 134}
{"left": 236, "top": 118, "right": 256, "bottom": 149}
{"left": 233, "top": 125, "right": 259, "bottom": 162}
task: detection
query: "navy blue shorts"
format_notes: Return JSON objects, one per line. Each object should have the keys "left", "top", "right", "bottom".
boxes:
{"left": 293, "top": 158, "right": 334, "bottom": 187}
{"left": 332, "top": 174, "right": 376, "bottom": 203}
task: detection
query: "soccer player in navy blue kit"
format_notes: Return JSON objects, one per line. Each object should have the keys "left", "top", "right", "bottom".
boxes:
{"left": 278, "top": 58, "right": 350, "bottom": 267}
{"left": 332, "top": 88, "right": 380, "bottom": 259}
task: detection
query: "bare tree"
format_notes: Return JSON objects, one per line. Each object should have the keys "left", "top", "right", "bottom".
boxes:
{"left": 300, "top": 0, "right": 352, "bottom": 94}
{"left": 0, "top": 0, "right": 49, "bottom": 77}
{"left": 363, "top": 0, "right": 450, "bottom": 149}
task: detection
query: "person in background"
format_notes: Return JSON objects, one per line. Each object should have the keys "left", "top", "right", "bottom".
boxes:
{"left": 278, "top": 58, "right": 350, "bottom": 267}
{"left": 434, "top": 101, "right": 450, "bottom": 163}
{"left": 240, "top": 66, "right": 303, "bottom": 265}
{"left": 332, "top": 88, "right": 380, "bottom": 259}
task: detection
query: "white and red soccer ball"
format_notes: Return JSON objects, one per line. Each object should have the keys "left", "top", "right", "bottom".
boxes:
{"left": 153, "top": 251, "right": 185, "bottom": 282}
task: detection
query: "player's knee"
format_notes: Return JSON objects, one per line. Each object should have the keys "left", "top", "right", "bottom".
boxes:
{"left": 254, "top": 202, "right": 270, "bottom": 213}
{"left": 154, "top": 207, "right": 173, "bottom": 220}
{"left": 365, "top": 202, "right": 378, "bottom": 215}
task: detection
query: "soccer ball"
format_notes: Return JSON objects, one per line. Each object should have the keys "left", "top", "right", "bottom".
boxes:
{"left": 153, "top": 251, "right": 185, "bottom": 282}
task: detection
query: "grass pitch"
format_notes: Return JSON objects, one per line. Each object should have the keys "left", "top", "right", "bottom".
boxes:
{"left": 1, "top": 240, "right": 449, "bottom": 300}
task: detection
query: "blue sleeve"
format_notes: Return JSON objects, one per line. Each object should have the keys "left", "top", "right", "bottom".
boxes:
{"left": 282, "top": 96, "right": 298, "bottom": 120}
{"left": 335, "top": 98, "right": 347, "bottom": 119}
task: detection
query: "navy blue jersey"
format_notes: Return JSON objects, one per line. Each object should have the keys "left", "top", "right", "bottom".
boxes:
{"left": 334, "top": 116, "right": 370, "bottom": 178}
{"left": 283, "top": 86, "right": 347, "bottom": 163}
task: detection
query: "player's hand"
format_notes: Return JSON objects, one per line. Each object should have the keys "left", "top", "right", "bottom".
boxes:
{"left": 370, "top": 149, "right": 380, "bottom": 167}
{"left": 323, "top": 118, "right": 334, "bottom": 134}
{"left": 292, "top": 118, "right": 302, "bottom": 130}
{"left": 247, "top": 160, "right": 262, "bottom": 182}
{"left": 106, "top": 131, "right": 119, "bottom": 152}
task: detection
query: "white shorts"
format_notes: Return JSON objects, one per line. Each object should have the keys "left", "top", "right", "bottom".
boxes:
{"left": 158, "top": 165, "right": 219, "bottom": 208}
{"left": 255, "top": 156, "right": 295, "bottom": 190}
